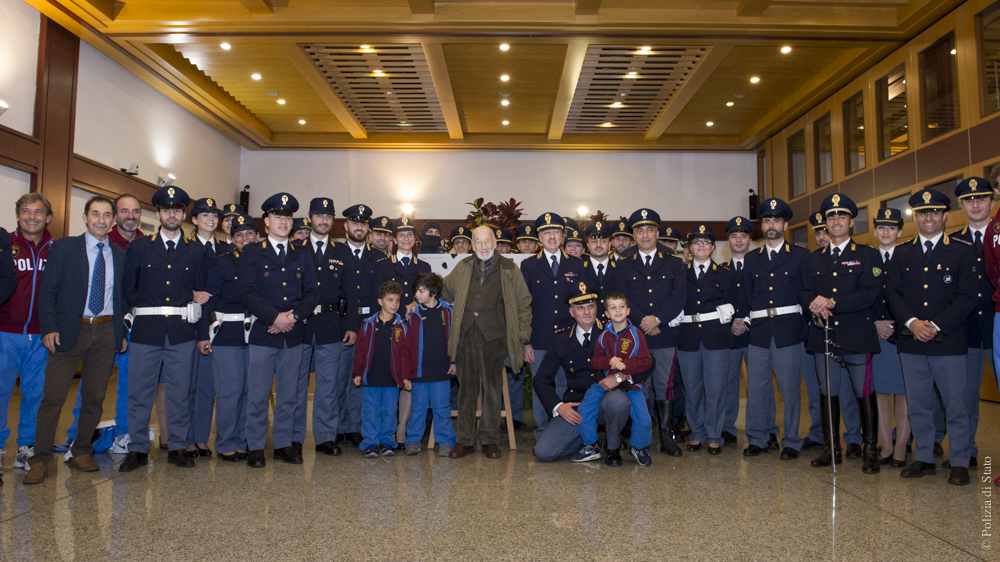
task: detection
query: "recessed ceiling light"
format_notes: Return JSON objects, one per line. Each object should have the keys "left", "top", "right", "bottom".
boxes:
{"left": 266, "top": 91, "right": 277, "bottom": 96}
{"left": 628, "top": 71, "right": 637, "bottom": 76}
{"left": 750, "top": 76, "right": 760, "bottom": 83}
{"left": 373, "top": 69, "right": 383, "bottom": 75}
{"left": 220, "top": 43, "right": 231, "bottom": 50}
{"left": 360, "top": 45, "right": 371, "bottom": 49}
{"left": 299, "top": 119, "right": 306, "bottom": 125}
{"left": 277, "top": 99, "right": 286, "bottom": 105}
{"left": 386, "top": 92, "right": 392, "bottom": 95}
{"left": 612, "top": 102, "right": 622, "bottom": 107}
{"left": 726, "top": 101, "right": 734, "bottom": 106}
{"left": 251, "top": 73, "right": 262, "bottom": 80}
{"left": 780, "top": 46, "right": 791, "bottom": 54}
{"left": 502, "top": 120, "right": 509, "bottom": 125}
{"left": 500, "top": 44, "right": 510, "bottom": 51}
{"left": 639, "top": 46, "right": 651, "bottom": 53}
{"left": 601, "top": 122, "right": 613, "bottom": 127}
{"left": 706, "top": 121, "right": 714, "bottom": 126}
{"left": 500, "top": 75, "right": 510, "bottom": 81}
{"left": 501, "top": 100, "right": 510, "bottom": 106}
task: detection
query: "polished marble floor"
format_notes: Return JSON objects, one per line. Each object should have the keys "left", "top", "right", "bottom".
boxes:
{"left": 0, "top": 377, "right": 996, "bottom": 561}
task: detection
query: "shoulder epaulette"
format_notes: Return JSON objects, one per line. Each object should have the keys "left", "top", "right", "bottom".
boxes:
{"left": 951, "top": 236, "right": 971, "bottom": 246}
{"left": 556, "top": 326, "right": 573, "bottom": 335}
{"left": 149, "top": 232, "right": 159, "bottom": 242}
{"left": 377, "top": 255, "right": 390, "bottom": 263}
{"left": 218, "top": 251, "right": 233, "bottom": 258}
{"left": 609, "top": 260, "right": 616, "bottom": 268}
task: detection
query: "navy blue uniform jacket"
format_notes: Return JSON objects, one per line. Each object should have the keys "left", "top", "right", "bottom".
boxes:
{"left": 725, "top": 258, "right": 750, "bottom": 348}
{"left": 295, "top": 239, "right": 358, "bottom": 345}
{"left": 239, "top": 239, "right": 319, "bottom": 348}
{"left": 344, "top": 243, "right": 384, "bottom": 333}
{"left": 612, "top": 249, "right": 686, "bottom": 349}
{"left": 678, "top": 261, "right": 736, "bottom": 352}
{"left": 799, "top": 241, "right": 881, "bottom": 355}
{"left": 950, "top": 226, "right": 994, "bottom": 349}
{"left": 371, "top": 253, "right": 430, "bottom": 309}
{"left": 198, "top": 251, "right": 246, "bottom": 347}
{"left": 39, "top": 234, "right": 126, "bottom": 352}
{"left": 521, "top": 250, "right": 586, "bottom": 351}
{"left": 885, "top": 234, "right": 978, "bottom": 356}
{"left": 123, "top": 232, "right": 209, "bottom": 346}
{"left": 741, "top": 242, "right": 809, "bottom": 349}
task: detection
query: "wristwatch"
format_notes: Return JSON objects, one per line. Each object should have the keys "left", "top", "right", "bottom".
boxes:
{"left": 615, "top": 373, "right": 622, "bottom": 383}
{"left": 292, "top": 311, "right": 301, "bottom": 322}
{"left": 655, "top": 316, "right": 661, "bottom": 326}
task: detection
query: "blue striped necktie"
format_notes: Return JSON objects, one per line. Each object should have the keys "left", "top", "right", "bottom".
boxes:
{"left": 88, "top": 242, "right": 105, "bottom": 315}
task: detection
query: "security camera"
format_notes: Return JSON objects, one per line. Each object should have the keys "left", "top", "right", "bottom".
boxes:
{"left": 120, "top": 164, "right": 139, "bottom": 175}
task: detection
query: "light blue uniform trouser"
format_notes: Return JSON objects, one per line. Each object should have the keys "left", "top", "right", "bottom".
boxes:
{"left": 212, "top": 345, "right": 249, "bottom": 453}
{"left": 187, "top": 346, "right": 215, "bottom": 445}
{"left": 534, "top": 389, "right": 631, "bottom": 462}
{"left": 804, "top": 348, "right": 862, "bottom": 445}
{"left": 339, "top": 348, "right": 362, "bottom": 434}
{"left": 294, "top": 337, "right": 345, "bottom": 445}
{"left": 746, "top": 340, "right": 804, "bottom": 450}
{"left": 128, "top": 339, "right": 195, "bottom": 453}
{"left": 723, "top": 347, "right": 780, "bottom": 438}
{"left": 0, "top": 332, "right": 47, "bottom": 447}
{"left": 899, "top": 353, "right": 969, "bottom": 468}
{"left": 246, "top": 343, "right": 303, "bottom": 451}
{"left": 530, "top": 349, "right": 566, "bottom": 439}
{"left": 677, "top": 345, "right": 730, "bottom": 446}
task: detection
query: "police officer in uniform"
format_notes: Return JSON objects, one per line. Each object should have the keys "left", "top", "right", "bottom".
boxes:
{"left": 515, "top": 224, "right": 539, "bottom": 255}
{"left": 293, "top": 197, "right": 358, "bottom": 457}
{"left": 886, "top": 189, "right": 976, "bottom": 486}
{"left": 197, "top": 213, "right": 258, "bottom": 461}
{"left": 610, "top": 221, "right": 633, "bottom": 260}
{"left": 565, "top": 228, "right": 585, "bottom": 259}
{"left": 658, "top": 225, "right": 681, "bottom": 255}
{"left": 612, "top": 208, "right": 685, "bottom": 457}
{"left": 800, "top": 194, "right": 883, "bottom": 473}
{"left": 809, "top": 211, "right": 831, "bottom": 249}
{"left": 339, "top": 204, "right": 383, "bottom": 446}
{"left": 495, "top": 227, "right": 514, "bottom": 254}
{"left": 947, "top": 176, "right": 995, "bottom": 469}
{"left": 188, "top": 197, "right": 223, "bottom": 458}
{"left": 740, "top": 198, "right": 809, "bottom": 459}
{"left": 291, "top": 217, "right": 312, "bottom": 242}
{"left": 583, "top": 221, "right": 615, "bottom": 312}
{"left": 240, "top": 192, "right": 319, "bottom": 468}
{"left": 369, "top": 216, "right": 394, "bottom": 255}
{"left": 219, "top": 203, "right": 244, "bottom": 252}
{"left": 119, "top": 186, "right": 210, "bottom": 472}
{"left": 451, "top": 226, "right": 472, "bottom": 254}
{"left": 521, "top": 212, "right": 586, "bottom": 438}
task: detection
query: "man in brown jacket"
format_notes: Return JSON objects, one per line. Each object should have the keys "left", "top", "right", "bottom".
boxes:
{"left": 442, "top": 226, "right": 532, "bottom": 459}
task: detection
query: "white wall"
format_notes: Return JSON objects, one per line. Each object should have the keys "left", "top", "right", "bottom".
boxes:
{"left": 240, "top": 150, "right": 757, "bottom": 221}
{"left": 0, "top": 165, "right": 30, "bottom": 232}
{"left": 74, "top": 43, "right": 242, "bottom": 205}
{"left": 0, "top": 0, "right": 39, "bottom": 135}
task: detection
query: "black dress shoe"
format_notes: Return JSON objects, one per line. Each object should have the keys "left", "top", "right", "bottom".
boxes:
{"left": 218, "top": 452, "right": 242, "bottom": 463}
{"left": 802, "top": 438, "right": 825, "bottom": 450}
{"left": 743, "top": 445, "right": 766, "bottom": 457}
{"left": 900, "top": 461, "right": 936, "bottom": 478}
{"left": 235, "top": 451, "right": 249, "bottom": 461}
{"left": 767, "top": 434, "right": 780, "bottom": 450}
{"left": 687, "top": 442, "right": 702, "bottom": 452}
{"left": 197, "top": 447, "right": 212, "bottom": 458}
{"left": 292, "top": 442, "right": 303, "bottom": 455}
{"left": 247, "top": 450, "right": 266, "bottom": 468}
{"left": 274, "top": 446, "right": 303, "bottom": 464}
{"left": 184, "top": 449, "right": 198, "bottom": 458}
{"left": 604, "top": 444, "right": 623, "bottom": 467}
{"left": 721, "top": 431, "right": 737, "bottom": 445}
{"left": 879, "top": 455, "right": 893, "bottom": 465}
{"left": 889, "top": 457, "right": 907, "bottom": 468}
{"left": 168, "top": 450, "right": 195, "bottom": 468}
{"left": 948, "top": 466, "right": 970, "bottom": 486}
{"left": 158, "top": 440, "right": 168, "bottom": 450}
{"left": 708, "top": 444, "right": 721, "bottom": 456}
{"left": 933, "top": 442, "right": 943, "bottom": 457}
{"left": 335, "top": 433, "right": 345, "bottom": 445}
{"left": 316, "top": 441, "right": 342, "bottom": 456}
{"left": 118, "top": 451, "right": 149, "bottom": 473}
{"left": 942, "top": 459, "right": 951, "bottom": 469}
{"left": 779, "top": 447, "right": 800, "bottom": 460}
{"left": 845, "top": 443, "right": 863, "bottom": 460}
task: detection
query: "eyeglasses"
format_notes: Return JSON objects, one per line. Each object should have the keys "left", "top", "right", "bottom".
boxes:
{"left": 690, "top": 239, "right": 713, "bottom": 246}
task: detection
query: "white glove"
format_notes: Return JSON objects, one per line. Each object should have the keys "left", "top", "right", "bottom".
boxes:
{"left": 716, "top": 304, "right": 735, "bottom": 324}
{"left": 668, "top": 310, "right": 684, "bottom": 328}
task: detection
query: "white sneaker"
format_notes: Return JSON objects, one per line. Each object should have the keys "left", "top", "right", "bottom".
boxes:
{"left": 14, "top": 445, "right": 33, "bottom": 470}
{"left": 110, "top": 433, "right": 130, "bottom": 454}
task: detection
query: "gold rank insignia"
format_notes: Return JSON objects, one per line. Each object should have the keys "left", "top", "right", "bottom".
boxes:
{"left": 641, "top": 209, "right": 648, "bottom": 220}
{"left": 459, "top": 227, "right": 464, "bottom": 234}
{"left": 360, "top": 205, "right": 365, "bottom": 213}
{"left": 619, "top": 222, "right": 625, "bottom": 230}
{"left": 698, "top": 225, "right": 706, "bottom": 233}
{"left": 381, "top": 217, "right": 388, "bottom": 227}
{"left": 735, "top": 217, "right": 742, "bottom": 225}
{"left": 970, "top": 179, "right": 979, "bottom": 190}
{"left": 401, "top": 217, "right": 409, "bottom": 225}
{"left": 815, "top": 213, "right": 822, "bottom": 222}
{"left": 304, "top": 218, "right": 310, "bottom": 225}
{"left": 832, "top": 194, "right": 841, "bottom": 206}
{"left": 10, "top": 246, "right": 18, "bottom": 258}
{"left": 526, "top": 226, "right": 532, "bottom": 234}
{"left": 281, "top": 194, "right": 289, "bottom": 206}
{"left": 544, "top": 213, "right": 552, "bottom": 224}
{"left": 237, "top": 216, "right": 245, "bottom": 225}
{"left": 923, "top": 192, "right": 932, "bottom": 204}
{"left": 167, "top": 187, "right": 175, "bottom": 198}
{"left": 884, "top": 209, "right": 891, "bottom": 219}
{"left": 770, "top": 199, "right": 777, "bottom": 209}
{"left": 578, "top": 281, "right": 586, "bottom": 293}
{"left": 596, "top": 222, "right": 602, "bottom": 230}
{"left": 496, "top": 229, "right": 502, "bottom": 237}
{"left": 207, "top": 198, "right": 214, "bottom": 206}
{"left": 323, "top": 199, "right": 329, "bottom": 207}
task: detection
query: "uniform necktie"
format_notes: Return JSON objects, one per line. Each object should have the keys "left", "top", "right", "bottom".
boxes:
{"left": 832, "top": 247, "right": 841, "bottom": 261}
{"left": 166, "top": 239, "right": 175, "bottom": 254}
{"left": 551, "top": 255, "right": 558, "bottom": 277}
{"left": 277, "top": 243, "right": 286, "bottom": 262}
{"left": 583, "top": 331, "right": 591, "bottom": 347}
{"left": 924, "top": 240, "right": 933, "bottom": 254}
{"left": 975, "top": 230, "right": 983, "bottom": 254}
{"left": 354, "top": 248, "right": 361, "bottom": 260}
{"left": 884, "top": 251, "right": 890, "bottom": 263}
{"left": 736, "top": 261, "right": 743, "bottom": 273}
{"left": 698, "top": 264, "right": 705, "bottom": 279}
{"left": 316, "top": 240, "right": 324, "bottom": 255}
{"left": 88, "top": 242, "right": 105, "bottom": 315}
{"left": 402, "top": 256, "right": 410, "bottom": 268}
{"left": 204, "top": 240, "right": 213, "bottom": 254}
{"left": 644, "top": 255, "right": 652, "bottom": 269}
{"left": 769, "top": 250, "right": 776, "bottom": 261}
{"left": 597, "top": 263, "right": 605, "bottom": 284}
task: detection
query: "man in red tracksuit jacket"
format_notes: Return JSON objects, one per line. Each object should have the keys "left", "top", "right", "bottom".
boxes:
{"left": 981, "top": 173, "right": 1000, "bottom": 404}
{"left": 0, "top": 193, "right": 54, "bottom": 474}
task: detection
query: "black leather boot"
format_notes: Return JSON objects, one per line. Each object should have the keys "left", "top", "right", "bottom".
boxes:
{"left": 811, "top": 395, "right": 843, "bottom": 467}
{"left": 656, "top": 400, "right": 682, "bottom": 457}
{"left": 858, "top": 393, "right": 880, "bottom": 474}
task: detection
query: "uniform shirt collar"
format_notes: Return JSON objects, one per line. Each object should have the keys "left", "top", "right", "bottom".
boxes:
{"left": 268, "top": 236, "right": 289, "bottom": 256}
{"left": 310, "top": 233, "right": 329, "bottom": 253}
{"left": 543, "top": 249, "right": 560, "bottom": 264}
{"left": 590, "top": 256, "right": 609, "bottom": 271}
{"left": 918, "top": 232, "right": 944, "bottom": 249}
{"left": 196, "top": 234, "right": 214, "bottom": 251}
{"left": 396, "top": 250, "right": 413, "bottom": 262}
{"left": 160, "top": 228, "right": 181, "bottom": 249}
{"left": 830, "top": 239, "right": 850, "bottom": 254}
{"left": 575, "top": 325, "right": 593, "bottom": 346}
{"left": 638, "top": 248, "right": 656, "bottom": 262}
{"left": 970, "top": 225, "right": 988, "bottom": 239}
{"left": 880, "top": 245, "right": 896, "bottom": 260}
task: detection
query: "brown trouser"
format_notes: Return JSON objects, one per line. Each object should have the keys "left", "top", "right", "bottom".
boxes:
{"left": 455, "top": 331, "right": 506, "bottom": 446}
{"left": 33, "top": 321, "right": 116, "bottom": 466}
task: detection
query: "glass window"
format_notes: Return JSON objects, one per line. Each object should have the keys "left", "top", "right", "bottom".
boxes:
{"left": 882, "top": 193, "right": 913, "bottom": 223}
{"left": 788, "top": 130, "right": 806, "bottom": 197}
{"left": 814, "top": 113, "right": 833, "bottom": 186}
{"left": 843, "top": 92, "right": 866, "bottom": 174}
{"left": 792, "top": 226, "right": 808, "bottom": 247}
{"left": 919, "top": 33, "right": 960, "bottom": 141}
{"left": 925, "top": 176, "right": 962, "bottom": 210}
{"left": 978, "top": 2, "right": 1000, "bottom": 116}
{"left": 852, "top": 206, "right": 869, "bottom": 235}
{"left": 876, "top": 65, "right": 909, "bottom": 160}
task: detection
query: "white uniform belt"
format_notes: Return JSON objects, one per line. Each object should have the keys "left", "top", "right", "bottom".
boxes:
{"left": 208, "top": 313, "right": 248, "bottom": 344}
{"left": 681, "top": 312, "right": 720, "bottom": 323}
{"left": 749, "top": 305, "right": 802, "bottom": 319}
{"left": 133, "top": 306, "right": 189, "bottom": 317}
{"left": 213, "top": 313, "right": 246, "bottom": 322}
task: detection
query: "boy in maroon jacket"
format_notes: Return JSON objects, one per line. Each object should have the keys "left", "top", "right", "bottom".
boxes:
{"left": 353, "top": 281, "right": 415, "bottom": 457}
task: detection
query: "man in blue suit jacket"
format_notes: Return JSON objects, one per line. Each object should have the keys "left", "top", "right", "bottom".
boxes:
{"left": 25, "top": 196, "right": 127, "bottom": 484}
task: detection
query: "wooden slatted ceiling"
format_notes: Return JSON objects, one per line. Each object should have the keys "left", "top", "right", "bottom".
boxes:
{"left": 173, "top": 42, "right": 346, "bottom": 133}
{"left": 301, "top": 44, "right": 447, "bottom": 133}
{"left": 564, "top": 46, "right": 706, "bottom": 133}
{"left": 664, "top": 45, "right": 853, "bottom": 136}
{"left": 442, "top": 43, "right": 567, "bottom": 134}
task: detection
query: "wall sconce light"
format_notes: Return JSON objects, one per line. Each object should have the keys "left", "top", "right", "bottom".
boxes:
{"left": 401, "top": 203, "right": 413, "bottom": 216}
{"left": 0, "top": 100, "right": 8, "bottom": 117}
{"left": 157, "top": 173, "right": 176, "bottom": 187}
